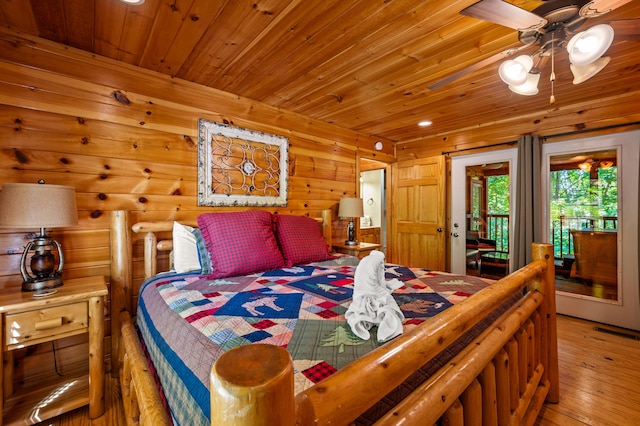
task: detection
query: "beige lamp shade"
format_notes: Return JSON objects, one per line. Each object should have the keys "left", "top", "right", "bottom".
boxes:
{"left": 0, "top": 183, "right": 78, "bottom": 228}
{"left": 338, "top": 197, "right": 364, "bottom": 218}
{"left": 570, "top": 56, "right": 610, "bottom": 84}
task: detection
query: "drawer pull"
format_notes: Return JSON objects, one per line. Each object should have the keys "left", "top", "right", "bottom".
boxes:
{"left": 35, "top": 318, "right": 63, "bottom": 330}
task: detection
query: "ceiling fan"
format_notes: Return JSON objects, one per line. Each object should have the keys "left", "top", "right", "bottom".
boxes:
{"left": 428, "top": 0, "right": 640, "bottom": 101}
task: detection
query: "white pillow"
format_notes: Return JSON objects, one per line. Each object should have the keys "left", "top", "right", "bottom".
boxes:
{"left": 173, "top": 222, "right": 201, "bottom": 273}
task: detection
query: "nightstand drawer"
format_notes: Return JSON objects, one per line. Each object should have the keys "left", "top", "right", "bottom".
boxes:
{"left": 332, "top": 242, "right": 382, "bottom": 259}
{"left": 5, "top": 302, "right": 88, "bottom": 349}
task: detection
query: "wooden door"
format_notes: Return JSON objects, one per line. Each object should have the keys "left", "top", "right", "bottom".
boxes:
{"left": 390, "top": 155, "right": 445, "bottom": 270}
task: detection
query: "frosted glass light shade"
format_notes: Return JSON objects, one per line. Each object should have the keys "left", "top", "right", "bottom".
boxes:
{"left": 567, "top": 24, "right": 614, "bottom": 66}
{"left": 0, "top": 183, "right": 78, "bottom": 228}
{"left": 338, "top": 197, "right": 364, "bottom": 218}
{"left": 498, "top": 55, "right": 534, "bottom": 86}
{"left": 508, "top": 72, "right": 540, "bottom": 96}
{"left": 571, "top": 56, "right": 610, "bottom": 84}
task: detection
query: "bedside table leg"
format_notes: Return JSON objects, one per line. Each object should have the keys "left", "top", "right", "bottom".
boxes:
{"left": 88, "top": 296, "right": 105, "bottom": 419}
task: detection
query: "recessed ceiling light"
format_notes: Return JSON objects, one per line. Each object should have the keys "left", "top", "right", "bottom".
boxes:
{"left": 120, "top": 0, "right": 145, "bottom": 5}
{"left": 418, "top": 120, "right": 433, "bottom": 127}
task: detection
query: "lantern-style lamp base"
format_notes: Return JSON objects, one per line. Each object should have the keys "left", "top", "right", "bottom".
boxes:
{"left": 22, "top": 275, "right": 63, "bottom": 292}
{"left": 20, "top": 232, "right": 66, "bottom": 292}
{"left": 344, "top": 218, "right": 358, "bottom": 246}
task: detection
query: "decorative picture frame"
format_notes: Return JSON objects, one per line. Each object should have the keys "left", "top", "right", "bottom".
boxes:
{"left": 197, "top": 119, "right": 289, "bottom": 207}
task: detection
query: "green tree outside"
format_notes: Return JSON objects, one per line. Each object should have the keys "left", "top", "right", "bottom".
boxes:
{"left": 549, "top": 165, "right": 617, "bottom": 258}
{"left": 481, "top": 161, "right": 617, "bottom": 259}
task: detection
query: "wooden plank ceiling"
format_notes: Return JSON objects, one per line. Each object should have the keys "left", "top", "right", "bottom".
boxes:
{"left": 0, "top": 0, "right": 639, "bottom": 145}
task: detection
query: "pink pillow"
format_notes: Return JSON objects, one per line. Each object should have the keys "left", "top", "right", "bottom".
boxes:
{"left": 197, "top": 210, "right": 284, "bottom": 278}
{"left": 274, "top": 214, "right": 332, "bottom": 267}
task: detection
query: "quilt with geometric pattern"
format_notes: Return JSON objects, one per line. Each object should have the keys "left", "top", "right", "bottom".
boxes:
{"left": 136, "top": 255, "right": 494, "bottom": 426}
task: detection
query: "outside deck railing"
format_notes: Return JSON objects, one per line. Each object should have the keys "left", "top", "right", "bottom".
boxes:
{"left": 486, "top": 214, "right": 509, "bottom": 253}
{"left": 475, "top": 214, "right": 617, "bottom": 260}
{"left": 551, "top": 215, "right": 617, "bottom": 259}
{"left": 471, "top": 214, "right": 509, "bottom": 252}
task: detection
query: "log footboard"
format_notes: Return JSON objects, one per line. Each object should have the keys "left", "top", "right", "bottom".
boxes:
{"left": 211, "top": 244, "right": 559, "bottom": 425}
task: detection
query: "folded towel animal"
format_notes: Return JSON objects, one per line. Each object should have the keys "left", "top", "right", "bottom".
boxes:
{"left": 345, "top": 250, "right": 405, "bottom": 342}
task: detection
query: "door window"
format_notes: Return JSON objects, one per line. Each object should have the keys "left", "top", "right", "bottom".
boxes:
{"left": 465, "top": 163, "right": 510, "bottom": 278}
{"left": 541, "top": 131, "right": 639, "bottom": 330}
{"left": 549, "top": 150, "right": 618, "bottom": 300}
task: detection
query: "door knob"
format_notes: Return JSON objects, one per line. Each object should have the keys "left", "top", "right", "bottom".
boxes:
{"left": 452, "top": 232, "right": 459, "bottom": 238}
{"left": 437, "top": 227, "right": 443, "bottom": 232}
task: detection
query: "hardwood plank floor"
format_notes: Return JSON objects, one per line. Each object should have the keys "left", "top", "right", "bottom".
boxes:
{"left": 34, "top": 315, "right": 640, "bottom": 425}
{"left": 535, "top": 315, "right": 640, "bottom": 426}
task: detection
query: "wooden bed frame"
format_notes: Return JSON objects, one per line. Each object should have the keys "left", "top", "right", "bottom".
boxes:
{"left": 109, "top": 209, "right": 559, "bottom": 426}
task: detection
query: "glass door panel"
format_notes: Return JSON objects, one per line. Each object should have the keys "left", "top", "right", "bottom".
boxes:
{"left": 465, "top": 162, "right": 510, "bottom": 278}
{"left": 450, "top": 149, "right": 518, "bottom": 276}
{"left": 549, "top": 149, "right": 618, "bottom": 300}
{"left": 542, "top": 131, "right": 640, "bottom": 331}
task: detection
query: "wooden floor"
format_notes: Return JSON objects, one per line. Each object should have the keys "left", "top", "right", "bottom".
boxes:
{"left": 535, "top": 315, "right": 640, "bottom": 426}
{"left": 34, "top": 315, "right": 640, "bottom": 425}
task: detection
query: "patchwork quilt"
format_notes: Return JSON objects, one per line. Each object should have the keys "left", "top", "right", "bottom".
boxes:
{"left": 137, "top": 255, "right": 495, "bottom": 426}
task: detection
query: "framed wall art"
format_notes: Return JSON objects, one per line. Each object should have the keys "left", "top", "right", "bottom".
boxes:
{"left": 197, "top": 119, "right": 289, "bottom": 206}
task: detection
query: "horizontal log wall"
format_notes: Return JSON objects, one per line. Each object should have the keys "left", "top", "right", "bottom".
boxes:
{"left": 0, "top": 28, "right": 394, "bottom": 385}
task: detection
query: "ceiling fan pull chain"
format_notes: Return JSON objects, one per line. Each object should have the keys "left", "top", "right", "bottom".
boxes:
{"left": 550, "top": 32, "right": 556, "bottom": 104}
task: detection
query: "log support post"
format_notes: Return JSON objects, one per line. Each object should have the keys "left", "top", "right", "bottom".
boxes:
{"left": 531, "top": 243, "right": 559, "bottom": 403}
{"left": 211, "top": 344, "right": 295, "bottom": 426}
{"left": 110, "top": 210, "right": 131, "bottom": 376}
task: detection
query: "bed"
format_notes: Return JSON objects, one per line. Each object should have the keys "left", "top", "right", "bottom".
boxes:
{"left": 109, "top": 209, "right": 559, "bottom": 426}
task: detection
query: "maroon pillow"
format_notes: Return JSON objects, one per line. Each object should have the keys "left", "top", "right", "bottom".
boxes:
{"left": 197, "top": 210, "right": 284, "bottom": 278}
{"left": 273, "top": 214, "right": 332, "bottom": 267}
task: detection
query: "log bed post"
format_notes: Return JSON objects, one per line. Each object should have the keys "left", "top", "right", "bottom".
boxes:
{"left": 532, "top": 243, "right": 560, "bottom": 403}
{"left": 110, "top": 210, "right": 131, "bottom": 376}
{"left": 210, "top": 344, "right": 295, "bottom": 426}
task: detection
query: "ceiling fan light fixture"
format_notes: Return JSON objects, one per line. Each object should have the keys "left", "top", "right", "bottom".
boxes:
{"left": 578, "top": 161, "right": 592, "bottom": 172}
{"left": 570, "top": 56, "right": 610, "bottom": 84}
{"left": 498, "top": 55, "right": 533, "bottom": 86}
{"left": 508, "top": 72, "right": 540, "bottom": 96}
{"left": 567, "top": 24, "right": 614, "bottom": 66}
{"left": 600, "top": 160, "right": 614, "bottom": 169}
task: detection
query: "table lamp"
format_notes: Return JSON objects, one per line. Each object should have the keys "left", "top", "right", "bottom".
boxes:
{"left": 0, "top": 182, "right": 78, "bottom": 291}
{"left": 338, "top": 197, "right": 364, "bottom": 246}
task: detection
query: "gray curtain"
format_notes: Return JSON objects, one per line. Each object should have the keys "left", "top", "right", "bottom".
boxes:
{"left": 513, "top": 135, "right": 542, "bottom": 270}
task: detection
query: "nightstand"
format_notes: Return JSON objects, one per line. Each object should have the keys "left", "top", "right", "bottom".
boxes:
{"left": 0, "top": 276, "right": 108, "bottom": 425}
{"left": 360, "top": 227, "right": 381, "bottom": 244}
{"left": 332, "top": 242, "right": 382, "bottom": 259}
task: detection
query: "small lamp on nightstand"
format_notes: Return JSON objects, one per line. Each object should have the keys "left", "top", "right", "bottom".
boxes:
{"left": 338, "top": 197, "right": 364, "bottom": 246}
{"left": 0, "top": 182, "right": 78, "bottom": 292}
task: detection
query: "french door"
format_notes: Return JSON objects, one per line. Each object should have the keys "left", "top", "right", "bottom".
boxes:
{"left": 541, "top": 131, "right": 639, "bottom": 330}
{"left": 450, "top": 149, "right": 518, "bottom": 275}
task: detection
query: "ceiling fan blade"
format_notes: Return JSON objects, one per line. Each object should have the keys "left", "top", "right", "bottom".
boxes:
{"left": 609, "top": 19, "right": 640, "bottom": 41}
{"left": 580, "top": 0, "right": 634, "bottom": 17}
{"left": 428, "top": 44, "right": 532, "bottom": 91}
{"left": 461, "top": 0, "right": 547, "bottom": 31}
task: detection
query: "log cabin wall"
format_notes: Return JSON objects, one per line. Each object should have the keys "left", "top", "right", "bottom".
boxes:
{"left": 0, "top": 29, "right": 394, "bottom": 384}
